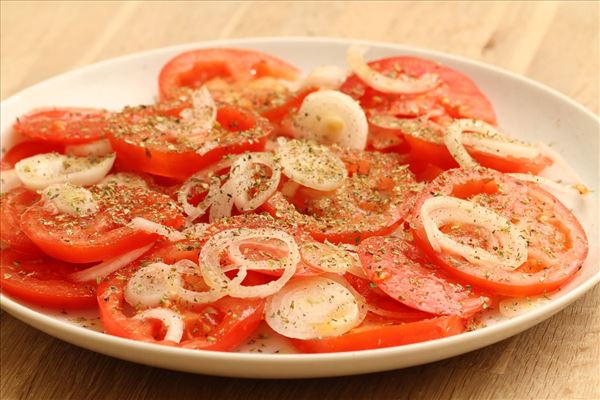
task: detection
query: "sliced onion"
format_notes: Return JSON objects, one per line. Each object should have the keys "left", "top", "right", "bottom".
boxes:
{"left": 230, "top": 152, "right": 281, "bottom": 211}
{"left": 0, "top": 169, "right": 22, "bottom": 193}
{"left": 277, "top": 139, "right": 347, "bottom": 191}
{"left": 41, "top": 183, "right": 98, "bottom": 216}
{"left": 125, "top": 260, "right": 225, "bottom": 308}
{"left": 536, "top": 142, "right": 590, "bottom": 195}
{"left": 445, "top": 119, "right": 540, "bottom": 168}
{"left": 508, "top": 173, "right": 588, "bottom": 196}
{"left": 69, "top": 243, "right": 154, "bottom": 282}
{"left": 293, "top": 90, "right": 368, "bottom": 149}
{"left": 227, "top": 238, "right": 289, "bottom": 271}
{"left": 420, "top": 196, "right": 528, "bottom": 270}
{"left": 199, "top": 228, "right": 300, "bottom": 298}
{"left": 499, "top": 296, "right": 550, "bottom": 318}
{"left": 208, "top": 178, "right": 238, "bottom": 222}
{"left": 124, "top": 262, "right": 181, "bottom": 307}
{"left": 300, "top": 241, "right": 355, "bottom": 274}
{"left": 178, "top": 158, "right": 232, "bottom": 223}
{"left": 133, "top": 308, "right": 184, "bottom": 343}
{"left": 336, "top": 244, "right": 367, "bottom": 278}
{"left": 302, "top": 65, "right": 348, "bottom": 90}
{"left": 265, "top": 275, "right": 365, "bottom": 339}
{"left": 15, "top": 152, "right": 115, "bottom": 190}
{"left": 170, "top": 259, "right": 225, "bottom": 305}
{"left": 130, "top": 217, "right": 185, "bottom": 242}
{"left": 65, "top": 139, "right": 113, "bottom": 157}
{"left": 183, "top": 223, "right": 210, "bottom": 239}
{"left": 179, "top": 86, "right": 217, "bottom": 135}
{"left": 100, "top": 172, "right": 148, "bottom": 189}
{"left": 347, "top": 45, "right": 439, "bottom": 94}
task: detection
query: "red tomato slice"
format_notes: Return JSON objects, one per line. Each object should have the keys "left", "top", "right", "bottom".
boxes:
{"left": 371, "top": 115, "right": 552, "bottom": 174}
{"left": 410, "top": 168, "right": 588, "bottom": 296}
{"left": 340, "top": 56, "right": 497, "bottom": 124}
{"left": 20, "top": 185, "right": 184, "bottom": 263}
{"left": 1, "top": 250, "right": 96, "bottom": 309}
{"left": 291, "top": 315, "right": 465, "bottom": 353}
{"left": 13, "top": 108, "right": 110, "bottom": 144}
{"left": 97, "top": 247, "right": 264, "bottom": 351}
{"left": 345, "top": 273, "right": 433, "bottom": 322}
{"left": 108, "top": 103, "right": 272, "bottom": 180}
{"left": 1, "top": 140, "right": 64, "bottom": 170}
{"left": 159, "top": 48, "right": 300, "bottom": 101}
{"left": 358, "top": 236, "right": 488, "bottom": 317}
{"left": 263, "top": 150, "right": 419, "bottom": 244}
{"left": 0, "top": 188, "right": 43, "bottom": 256}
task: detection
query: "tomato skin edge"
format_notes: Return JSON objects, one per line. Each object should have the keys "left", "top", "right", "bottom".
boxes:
{"left": 291, "top": 316, "right": 465, "bottom": 353}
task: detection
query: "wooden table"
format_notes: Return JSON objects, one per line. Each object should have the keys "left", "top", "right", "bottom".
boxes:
{"left": 1, "top": 2, "right": 598, "bottom": 399}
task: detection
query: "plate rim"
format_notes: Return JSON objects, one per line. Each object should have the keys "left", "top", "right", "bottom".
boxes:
{"left": 1, "top": 36, "right": 599, "bottom": 371}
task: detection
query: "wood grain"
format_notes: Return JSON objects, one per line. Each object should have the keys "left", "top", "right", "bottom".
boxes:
{"left": 1, "top": 1, "right": 598, "bottom": 399}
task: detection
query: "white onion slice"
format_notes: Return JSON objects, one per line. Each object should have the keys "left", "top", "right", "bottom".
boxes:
{"left": 499, "top": 296, "right": 551, "bottom": 318}
{"left": 99, "top": 172, "right": 148, "bottom": 189}
{"left": 208, "top": 179, "right": 238, "bottom": 222}
{"left": 300, "top": 241, "right": 355, "bottom": 274}
{"left": 277, "top": 139, "right": 347, "bottom": 191}
{"left": 227, "top": 238, "right": 289, "bottom": 272}
{"left": 69, "top": 243, "right": 153, "bottom": 282}
{"left": 230, "top": 152, "right": 281, "bottom": 211}
{"left": 199, "top": 228, "right": 300, "bottom": 298}
{"left": 536, "top": 142, "right": 590, "bottom": 195}
{"left": 293, "top": 90, "right": 368, "bottom": 150}
{"left": 179, "top": 86, "right": 217, "bottom": 135}
{"left": 178, "top": 158, "right": 232, "bottom": 223}
{"left": 125, "top": 260, "right": 224, "bottom": 308}
{"left": 301, "top": 65, "right": 348, "bottom": 90}
{"left": 347, "top": 45, "right": 440, "bottom": 94}
{"left": 265, "top": 276, "right": 365, "bottom": 339}
{"left": 445, "top": 119, "right": 540, "bottom": 168}
{"left": 133, "top": 308, "right": 184, "bottom": 343}
{"left": 124, "top": 262, "right": 181, "bottom": 307}
{"left": 183, "top": 223, "right": 210, "bottom": 239}
{"left": 42, "top": 183, "right": 98, "bottom": 216}
{"left": 65, "top": 139, "right": 113, "bottom": 157}
{"left": 170, "top": 259, "right": 225, "bottom": 305}
{"left": 15, "top": 152, "right": 115, "bottom": 190}
{"left": 130, "top": 217, "right": 185, "bottom": 242}
{"left": 420, "top": 196, "right": 527, "bottom": 270}
{"left": 0, "top": 169, "right": 22, "bottom": 193}
{"left": 508, "top": 173, "right": 588, "bottom": 196}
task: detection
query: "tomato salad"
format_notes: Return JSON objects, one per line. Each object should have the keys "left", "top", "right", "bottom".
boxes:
{"left": 0, "top": 45, "right": 590, "bottom": 353}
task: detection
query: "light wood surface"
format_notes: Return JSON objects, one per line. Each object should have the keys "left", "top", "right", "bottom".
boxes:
{"left": 1, "top": 1, "right": 598, "bottom": 399}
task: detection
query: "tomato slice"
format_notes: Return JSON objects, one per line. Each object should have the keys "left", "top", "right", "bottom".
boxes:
{"left": 13, "top": 108, "right": 110, "bottom": 144}
{"left": 291, "top": 315, "right": 465, "bottom": 353}
{"left": 159, "top": 48, "right": 300, "bottom": 101}
{"left": 340, "top": 56, "right": 497, "bottom": 124}
{"left": 345, "top": 273, "right": 433, "bottom": 322}
{"left": 410, "top": 168, "right": 588, "bottom": 296}
{"left": 1, "top": 250, "right": 96, "bottom": 309}
{"left": 0, "top": 188, "right": 43, "bottom": 256}
{"left": 1, "top": 140, "right": 64, "bottom": 170}
{"left": 20, "top": 184, "right": 184, "bottom": 263}
{"left": 97, "top": 245, "right": 264, "bottom": 351}
{"left": 358, "top": 236, "right": 488, "bottom": 317}
{"left": 263, "top": 149, "right": 419, "bottom": 244}
{"left": 108, "top": 103, "right": 272, "bottom": 179}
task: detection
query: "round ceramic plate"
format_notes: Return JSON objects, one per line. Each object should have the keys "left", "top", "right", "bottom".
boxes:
{"left": 1, "top": 37, "right": 598, "bottom": 379}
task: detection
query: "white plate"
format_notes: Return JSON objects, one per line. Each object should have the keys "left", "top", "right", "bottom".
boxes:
{"left": 1, "top": 37, "right": 598, "bottom": 379}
